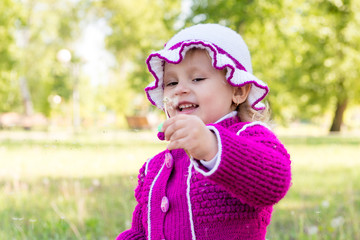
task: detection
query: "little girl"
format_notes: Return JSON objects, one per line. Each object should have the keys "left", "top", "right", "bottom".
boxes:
{"left": 117, "top": 23, "right": 291, "bottom": 240}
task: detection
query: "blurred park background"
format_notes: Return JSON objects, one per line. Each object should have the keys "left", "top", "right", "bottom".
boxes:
{"left": 1, "top": 0, "right": 359, "bottom": 239}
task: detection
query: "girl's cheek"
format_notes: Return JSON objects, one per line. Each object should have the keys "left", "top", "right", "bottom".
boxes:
{"left": 169, "top": 108, "right": 177, "bottom": 118}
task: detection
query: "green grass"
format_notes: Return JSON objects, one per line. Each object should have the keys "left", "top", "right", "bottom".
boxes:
{"left": 0, "top": 130, "right": 359, "bottom": 239}
{"left": 266, "top": 142, "right": 360, "bottom": 240}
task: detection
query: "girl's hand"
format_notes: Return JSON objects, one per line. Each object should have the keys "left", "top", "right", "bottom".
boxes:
{"left": 161, "top": 115, "right": 218, "bottom": 161}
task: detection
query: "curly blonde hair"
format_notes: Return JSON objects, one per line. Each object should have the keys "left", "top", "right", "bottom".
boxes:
{"left": 237, "top": 100, "right": 271, "bottom": 123}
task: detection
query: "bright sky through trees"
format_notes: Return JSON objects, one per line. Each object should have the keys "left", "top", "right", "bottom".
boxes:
{"left": 74, "top": 18, "right": 115, "bottom": 86}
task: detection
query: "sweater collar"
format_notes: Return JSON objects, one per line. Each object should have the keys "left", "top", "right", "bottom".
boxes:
{"left": 215, "top": 111, "right": 237, "bottom": 123}
{"left": 212, "top": 111, "right": 241, "bottom": 128}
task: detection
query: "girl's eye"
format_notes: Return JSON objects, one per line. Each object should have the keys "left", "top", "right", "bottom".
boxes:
{"left": 165, "top": 81, "right": 178, "bottom": 87}
{"left": 193, "top": 77, "right": 206, "bottom": 82}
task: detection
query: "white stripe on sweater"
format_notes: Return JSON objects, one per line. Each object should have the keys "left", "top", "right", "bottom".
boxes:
{"left": 191, "top": 126, "right": 222, "bottom": 176}
{"left": 192, "top": 121, "right": 270, "bottom": 176}
{"left": 145, "top": 157, "right": 153, "bottom": 176}
{"left": 186, "top": 162, "right": 196, "bottom": 240}
{"left": 236, "top": 121, "right": 271, "bottom": 136}
{"left": 147, "top": 163, "right": 165, "bottom": 240}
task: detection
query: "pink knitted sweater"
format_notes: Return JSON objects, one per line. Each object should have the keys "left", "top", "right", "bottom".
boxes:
{"left": 116, "top": 116, "right": 291, "bottom": 240}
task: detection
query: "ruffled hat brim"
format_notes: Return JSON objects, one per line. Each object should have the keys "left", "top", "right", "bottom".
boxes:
{"left": 145, "top": 40, "right": 268, "bottom": 111}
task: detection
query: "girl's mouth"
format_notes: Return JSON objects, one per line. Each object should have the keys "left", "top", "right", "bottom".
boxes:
{"left": 177, "top": 103, "right": 199, "bottom": 112}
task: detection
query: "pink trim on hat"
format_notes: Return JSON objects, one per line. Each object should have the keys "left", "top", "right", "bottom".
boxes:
{"left": 145, "top": 40, "right": 269, "bottom": 111}
{"left": 169, "top": 41, "right": 248, "bottom": 73}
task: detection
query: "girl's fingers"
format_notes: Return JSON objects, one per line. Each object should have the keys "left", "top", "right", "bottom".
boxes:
{"left": 169, "top": 128, "right": 188, "bottom": 142}
{"left": 162, "top": 115, "right": 211, "bottom": 155}
{"left": 167, "top": 135, "right": 191, "bottom": 151}
{"left": 163, "top": 117, "right": 187, "bottom": 141}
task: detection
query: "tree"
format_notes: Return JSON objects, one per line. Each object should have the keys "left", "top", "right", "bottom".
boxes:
{"left": 10, "top": 0, "right": 89, "bottom": 116}
{"left": 92, "top": 0, "right": 182, "bottom": 109}
{"left": 187, "top": 0, "right": 297, "bottom": 123}
{"left": 0, "top": 0, "right": 23, "bottom": 112}
{"left": 292, "top": 0, "right": 360, "bottom": 131}
{"left": 186, "top": 0, "right": 360, "bottom": 131}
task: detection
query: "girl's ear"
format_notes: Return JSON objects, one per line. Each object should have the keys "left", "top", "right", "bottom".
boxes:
{"left": 232, "top": 84, "right": 251, "bottom": 106}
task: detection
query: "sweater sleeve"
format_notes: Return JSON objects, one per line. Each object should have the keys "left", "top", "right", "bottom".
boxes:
{"left": 193, "top": 122, "right": 292, "bottom": 208}
{"left": 116, "top": 163, "right": 147, "bottom": 240}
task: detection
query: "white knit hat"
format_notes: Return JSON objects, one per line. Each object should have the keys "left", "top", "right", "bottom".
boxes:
{"left": 145, "top": 23, "right": 269, "bottom": 111}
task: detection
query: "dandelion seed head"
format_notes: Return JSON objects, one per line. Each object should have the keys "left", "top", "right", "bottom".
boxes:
{"left": 306, "top": 225, "right": 318, "bottom": 235}
{"left": 321, "top": 200, "right": 330, "bottom": 208}
{"left": 125, "top": 220, "right": 131, "bottom": 228}
{"left": 42, "top": 178, "right": 49, "bottom": 186}
{"left": 163, "top": 96, "right": 179, "bottom": 111}
{"left": 331, "top": 216, "right": 344, "bottom": 228}
{"left": 92, "top": 179, "right": 100, "bottom": 187}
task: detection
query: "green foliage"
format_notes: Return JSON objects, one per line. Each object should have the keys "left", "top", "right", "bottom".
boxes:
{"left": 95, "top": 79, "right": 134, "bottom": 116}
{"left": 94, "top": 0, "right": 181, "bottom": 92}
{"left": 283, "top": 0, "right": 360, "bottom": 119}
{"left": 0, "top": 0, "right": 23, "bottom": 70}
{"left": 0, "top": 0, "right": 89, "bottom": 116}
{"left": 16, "top": 0, "right": 88, "bottom": 116}
{"left": 186, "top": 0, "right": 360, "bottom": 125}
{"left": 1, "top": 0, "right": 359, "bottom": 128}
{"left": 186, "top": 0, "right": 300, "bottom": 122}
{"left": 0, "top": 76, "right": 22, "bottom": 112}
{"left": 0, "top": 0, "right": 24, "bottom": 112}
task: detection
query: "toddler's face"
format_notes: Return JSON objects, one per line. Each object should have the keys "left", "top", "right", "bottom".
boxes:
{"left": 163, "top": 49, "right": 235, "bottom": 124}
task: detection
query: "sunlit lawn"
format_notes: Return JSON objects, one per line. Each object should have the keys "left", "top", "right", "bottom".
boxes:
{"left": 0, "top": 130, "right": 359, "bottom": 239}
{"left": 267, "top": 136, "right": 360, "bottom": 240}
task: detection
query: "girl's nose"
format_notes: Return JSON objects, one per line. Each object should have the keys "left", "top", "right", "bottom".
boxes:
{"left": 174, "top": 81, "right": 190, "bottom": 95}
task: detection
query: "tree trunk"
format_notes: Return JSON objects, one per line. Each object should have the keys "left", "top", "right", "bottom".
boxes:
{"left": 329, "top": 97, "right": 347, "bottom": 132}
{"left": 19, "top": 76, "right": 34, "bottom": 116}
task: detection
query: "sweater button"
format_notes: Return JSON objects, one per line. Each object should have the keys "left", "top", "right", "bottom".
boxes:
{"left": 164, "top": 152, "right": 173, "bottom": 168}
{"left": 161, "top": 196, "right": 169, "bottom": 213}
